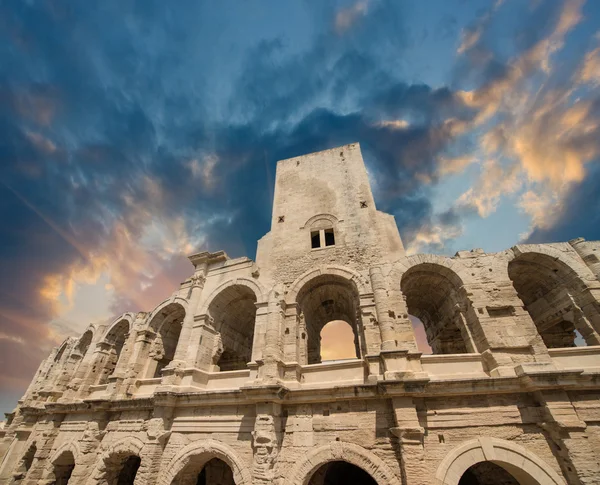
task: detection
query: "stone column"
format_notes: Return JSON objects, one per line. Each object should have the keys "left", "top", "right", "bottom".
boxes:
{"left": 454, "top": 305, "right": 477, "bottom": 352}
{"left": 467, "top": 280, "right": 555, "bottom": 377}
{"left": 257, "top": 289, "right": 285, "bottom": 382}
{"left": 536, "top": 390, "right": 600, "bottom": 485}
{"left": 133, "top": 416, "right": 172, "bottom": 485}
{"left": 570, "top": 238, "right": 600, "bottom": 280}
{"left": 75, "top": 342, "right": 113, "bottom": 398}
{"left": 174, "top": 273, "right": 206, "bottom": 364}
{"left": 368, "top": 269, "right": 423, "bottom": 381}
{"left": 390, "top": 397, "right": 425, "bottom": 485}
{"left": 369, "top": 266, "right": 398, "bottom": 350}
{"left": 67, "top": 420, "right": 106, "bottom": 485}
{"left": 251, "top": 302, "right": 269, "bottom": 363}
{"left": 191, "top": 316, "right": 222, "bottom": 371}
{"left": 282, "top": 303, "right": 299, "bottom": 363}
{"left": 252, "top": 403, "right": 282, "bottom": 485}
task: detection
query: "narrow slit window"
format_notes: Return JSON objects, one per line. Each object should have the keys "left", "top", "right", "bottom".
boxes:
{"left": 311, "top": 231, "right": 321, "bottom": 249}
{"left": 324, "top": 228, "right": 335, "bottom": 246}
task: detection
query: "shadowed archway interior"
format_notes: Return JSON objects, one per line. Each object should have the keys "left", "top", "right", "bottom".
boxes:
{"left": 458, "top": 461, "right": 520, "bottom": 485}
{"left": 98, "top": 320, "right": 130, "bottom": 385}
{"left": 146, "top": 303, "right": 185, "bottom": 378}
{"left": 171, "top": 457, "right": 235, "bottom": 485}
{"left": 509, "top": 252, "right": 600, "bottom": 348}
{"left": 52, "top": 450, "right": 76, "bottom": 485}
{"left": 307, "top": 461, "right": 378, "bottom": 485}
{"left": 401, "top": 264, "right": 474, "bottom": 354}
{"left": 208, "top": 285, "right": 258, "bottom": 371}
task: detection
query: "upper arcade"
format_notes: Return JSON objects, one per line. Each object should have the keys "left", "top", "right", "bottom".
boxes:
{"left": 13, "top": 143, "right": 600, "bottom": 411}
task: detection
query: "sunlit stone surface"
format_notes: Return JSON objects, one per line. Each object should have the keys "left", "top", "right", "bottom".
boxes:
{"left": 1, "top": 144, "right": 600, "bottom": 485}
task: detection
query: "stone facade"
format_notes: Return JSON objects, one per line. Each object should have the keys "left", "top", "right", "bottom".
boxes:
{"left": 1, "top": 143, "right": 600, "bottom": 485}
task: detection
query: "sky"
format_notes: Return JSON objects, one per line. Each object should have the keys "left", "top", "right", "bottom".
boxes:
{"left": 1, "top": 0, "right": 599, "bottom": 415}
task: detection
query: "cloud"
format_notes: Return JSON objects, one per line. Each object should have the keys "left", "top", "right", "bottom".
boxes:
{"left": 578, "top": 46, "right": 600, "bottom": 86}
{"left": 456, "top": 160, "right": 522, "bottom": 218}
{"left": 0, "top": 0, "right": 598, "bottom": 414}
{"left": 335, "top": 1, "right": 370, "bottom": 34}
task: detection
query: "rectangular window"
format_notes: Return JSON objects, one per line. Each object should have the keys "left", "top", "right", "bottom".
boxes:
{"left": 311, "top": 231, "right": 321, "bottom": 249}
{"left": 324, "top": 228, "right": 335, "bottom": 246}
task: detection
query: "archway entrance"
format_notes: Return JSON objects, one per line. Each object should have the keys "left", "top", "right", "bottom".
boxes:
{"left": 101, "top": 454, "right": 141, "bottom": 485}
{"left": 459, "top": 462, "right": 520, "bottom": 485}
{"left": 401, "top": 263, "right": 476, "bottom": 354}
{"left": 98, "top": 319, "right": 130, "bottom": 385}
{"left": 172, "top": 457, "right": 235, "bottom": 485}
{"left": 207, "top": 285, "right": 258, "bottom": 371}
{"left": 146, "top": 303, "right": 185, "bottom": 378}
{"left": 296, "top": 274, "right": 362, "bottom": 364}
{"left": 307, "top": 461, "right": 377, "bottom": 485}
{"left": 52, "top": 450, "right": 76, "bottom": 485}
{"left": 116, "top": 456, "right": 141, "bottom": 485}
{"left": 508, "top": 252, "right": 600, "bottom": 348}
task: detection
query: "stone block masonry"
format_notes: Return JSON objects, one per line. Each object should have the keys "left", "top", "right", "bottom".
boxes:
{"left": 1, "top": 143, "right": 599, "bottom": 484}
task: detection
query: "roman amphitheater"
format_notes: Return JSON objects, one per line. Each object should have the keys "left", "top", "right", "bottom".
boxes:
{"left": 2, "top": 144, "right": 600, "bottom": 485}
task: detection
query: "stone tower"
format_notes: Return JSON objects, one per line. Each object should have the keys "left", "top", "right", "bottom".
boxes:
{"left": 1, "top": 143, "right": 600, "bottom": 485}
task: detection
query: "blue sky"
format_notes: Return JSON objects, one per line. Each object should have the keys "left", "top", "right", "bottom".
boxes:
{"left": 0, "top": 0, "right": 599, "bottom": 414}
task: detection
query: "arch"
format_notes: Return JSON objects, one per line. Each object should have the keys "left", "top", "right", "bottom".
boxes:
{"left": 435, "top": 437, "right": 566, "bottom": 485}
{"left": 284, "top": 441, "right": 401, "bottom": 485}
{"left": 286, "top": 265, "right": 370, "bottom": 304}
{"left": 74, "top": 330, "right": 94, "bottom": 357}
{"left": 510, "top": 244, "right": 598, "bottom": 284}
{"left": 97, "top": 318, "right": 131, "bottom": 385}
{"left": 90, "top": 436, "right": 145, "bottom": 485}
{"left": 157, "top": 439, "right": 251, "bottom": 485}
{"left": 301, "top": 213, "right": 340, "bottom": 230}
{"left": 205, "top": 283, "right": 259, "bottom": 371}
{"left": 55, "top": 340, "right": 71, "bottom": 362}
{"left": 294, "top": 271, "right": 364, "bottom": 364}
{"left": 197, "top": 278, "right": 267, "bottom": 316}
{"left": 400, "top": 261, "right": 476, "bottom": 354}
{"left": 144, "top": 302, "right": 186, "bottom": 378}
{"left": 508, "top": 248, "right": 600, "bottom": 348}
{"left": 49, "top": 449, "right": 76, "bottom": 485}
{"left": 390, "top": 254, "right": 473, "bottom": 289}
{"left": 49, "top": 441, "right": 80, "bottom": 465}
{"left": 101, "top": 313, "right": 135, "bottom": 343}
{"left": 146, "top": 298, "right": 188, "bottom": 332}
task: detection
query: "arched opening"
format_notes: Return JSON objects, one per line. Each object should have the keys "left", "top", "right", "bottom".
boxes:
{"left": 13, "top": 442, "right": 36, "bottom": 482}
{"left": 401, "top": 264, "right": 475, "bottom": 354}
{"left": 458, "top": 462, "right": 520, "bottom": 485}
{"left": 75, "top": 330, "right": 93, "bottom": 357}
{"left": 208, "top": 285, "right": 257, "bottom": 371}
{"left": 147, "top": 303, "right": 185, "bottom": 378}
{"left": 508, "top": 252, "right": 600, "bottom": 348}
{"left": 102, "top": 454, "right": 141, "bottom": 485}
{"left": 307, "top": 461, "right": 377, "bottom": 485}
{"left": 52, "top": 450, "right": 76, "bottom": 485}
{"left": 98, "top": 319, "right": 130, "bottom": 385}
{"left": 55, "top": 342, "right": 69, "bottom": 362}
{"left": 171, "top": 457, "right": 235, "bottom": 485}
{"left": 320, "top": 320, "right": 357, "bottom": 361}
{"left": 296, "top": 274, "right": 362, "bottom": 365}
